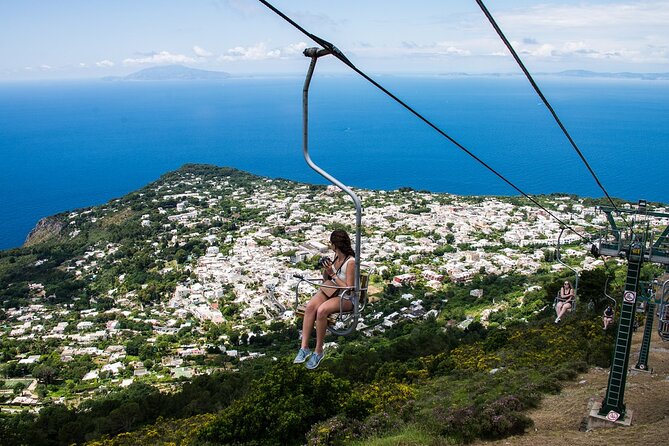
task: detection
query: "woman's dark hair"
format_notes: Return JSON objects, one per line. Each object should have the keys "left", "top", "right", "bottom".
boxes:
{"left": 330, "top": 230, "right": 355, "bottom": 258}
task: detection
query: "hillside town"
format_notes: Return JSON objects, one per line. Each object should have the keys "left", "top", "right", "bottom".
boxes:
{"left": 2, "top": 166, "right": 667, "bottom": 411}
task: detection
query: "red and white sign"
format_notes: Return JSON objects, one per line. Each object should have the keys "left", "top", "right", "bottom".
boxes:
{"left": 606, "top": 410, "right": 620, "bottom": 422}
{"left": 623, "top": 291, "right": 636, "bottom": 304}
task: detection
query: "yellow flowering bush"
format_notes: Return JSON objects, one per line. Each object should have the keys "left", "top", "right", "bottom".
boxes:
{"left": 85, "top": 414, "right": 215, "bottom": 446}
{"left": 450, "top": 344, "right": 501, "bottom": 371}
{"left": 360, "top": 379, "right": 416, "bottom": 413}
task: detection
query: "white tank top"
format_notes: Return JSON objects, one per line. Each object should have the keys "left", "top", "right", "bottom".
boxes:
{"left": 335, "top": 257, "right": 354, "bottom": 281}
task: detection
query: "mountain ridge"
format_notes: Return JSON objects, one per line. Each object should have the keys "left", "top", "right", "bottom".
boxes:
{"left": 103, "top": 65, "right": 231, "bottom": 81}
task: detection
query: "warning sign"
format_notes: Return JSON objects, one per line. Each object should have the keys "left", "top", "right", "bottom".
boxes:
{"left": 606, "top": 411, "right": 620, "bottom": 422}
{"left": 623, "top": 291, "right": 636, "bottom": 304}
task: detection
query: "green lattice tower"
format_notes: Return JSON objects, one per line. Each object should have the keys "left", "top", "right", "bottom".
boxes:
{"left": 595, "top": 204, "right": 669, "bottom": 421}
{"left": 598, "top": 248, "right": 642, "bottom": 420}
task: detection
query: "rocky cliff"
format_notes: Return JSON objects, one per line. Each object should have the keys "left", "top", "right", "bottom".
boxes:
{"left": 24, "top": 216, "right": 65, "bottom": 247}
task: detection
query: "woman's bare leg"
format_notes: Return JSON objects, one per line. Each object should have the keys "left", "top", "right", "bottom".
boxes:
{"left": 314, "top": 297, "right": 353, "bottom": 354}
{"left": 301, "top": 291, "right": 327, "bottom": 349}
{"left": 557, "top": 302, "right": 572, "bottom": 319}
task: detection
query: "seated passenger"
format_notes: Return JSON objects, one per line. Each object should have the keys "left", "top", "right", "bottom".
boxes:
{"left": 603, "top": 305, "right": 614, "bottom": 330}
{"left": 555, "top": 280, "right": 575, "bottom": 324}
{"left": 293, "top": 229, "right": 356, "bottom": 370}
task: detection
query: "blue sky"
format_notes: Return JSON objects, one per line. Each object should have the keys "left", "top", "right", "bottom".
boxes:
{"left": 1, "top": 0, "right": 668, "bottom": 79}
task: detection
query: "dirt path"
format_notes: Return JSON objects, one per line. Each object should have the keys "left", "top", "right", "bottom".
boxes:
{"left": 474, "top": 327, "right": 669, "bottom": 446}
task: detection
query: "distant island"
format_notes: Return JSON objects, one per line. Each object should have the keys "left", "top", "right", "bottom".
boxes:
{"left": 554, "top": 70, "right": 669, "bottom": 81}
{"left": 103, "top": 64, "right": 231, "bottom": 81}
{"left": 106, "top": 66, "right": 669, "bottom": 82}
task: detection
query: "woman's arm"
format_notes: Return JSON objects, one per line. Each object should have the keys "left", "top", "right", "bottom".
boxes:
{"left": 561, "top": 287, "right": 574, "bottom": 300}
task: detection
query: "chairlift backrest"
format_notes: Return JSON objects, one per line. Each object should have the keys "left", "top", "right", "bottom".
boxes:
{"left": 354, "top": 274, "right": 369, "bottom": 312}
{"left": 659, "top": 279, "right": 669, "bottom": 341}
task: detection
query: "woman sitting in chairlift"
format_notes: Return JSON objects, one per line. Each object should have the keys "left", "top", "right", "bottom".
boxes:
{"left": 603, "top": 305, "right": 614, "bottom": 330}
{"left": 555, "top": 280, "right": 575, "bottom": 324}
{"left": 293, "top": 229, "right": 356, "bottom": 370}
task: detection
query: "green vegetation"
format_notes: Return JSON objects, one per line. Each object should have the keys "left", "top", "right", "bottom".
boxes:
{"left": 0, "top": 164, "right": 660, "bottom": 445}
{"left": 0, "top": 308, "right": 613, "bottom": 445}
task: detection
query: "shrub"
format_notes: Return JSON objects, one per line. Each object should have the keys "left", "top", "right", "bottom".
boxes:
{"left": 199, "top": 361, "right": 351, "bottom": 446}
{"left": 431, "top": 395, "right": 533, "bottom": 443}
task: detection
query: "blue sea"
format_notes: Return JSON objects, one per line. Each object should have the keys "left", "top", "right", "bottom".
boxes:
{"left": 1, "top": 75, "right": 668, "bottom": 250}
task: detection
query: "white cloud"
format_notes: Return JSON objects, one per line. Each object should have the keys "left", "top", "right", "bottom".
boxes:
{"left": 281, "top": 42, "right": 309, "bottom": 56}
{"left": 96, "top": 60, "right": 115, "bottom": 68}
{"left": 499, "top": 2, "right": 669, "bottom": 29}
{"left": 387, "top": 1, "right": 669, "bottom": 70}
{"left": 509, "top": 39, "right": 636, "bottom": 62}
{"left": 368, "top": 41, "right": 472, "bottom": 59}
{"left": 435, "top": 43, "right": 471, "bottom": 56}
{"left": 123, "top": 51, "right": 196, "bottom": 66}
{"left": 39, "top": 65, "right": 52, "bottom": 71}
{"left": 193, "top": 46, "right": 213, "bottom": 58}
{"left": 491, "top": 2, "right": 669, "bottom": 65}
{"left": 219, "top": 42, "right": 307, "bottom": 61}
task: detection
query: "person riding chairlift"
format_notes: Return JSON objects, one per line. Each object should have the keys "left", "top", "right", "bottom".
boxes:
{"left": 555, "top": 280, "right": 575, "bottom": 324}
{"left": 603, "top": 305, "right": 614, "bottom": 330}
{"left": 293, "top": 229, "right": 356, "bottom": 370}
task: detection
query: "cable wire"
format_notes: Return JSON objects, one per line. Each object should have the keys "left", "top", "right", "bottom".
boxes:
{"left": 257, "top": 0, "right": 589, "bottom": 241}
{"left": 474, "top": 0, "right": 626, "bottom": 225}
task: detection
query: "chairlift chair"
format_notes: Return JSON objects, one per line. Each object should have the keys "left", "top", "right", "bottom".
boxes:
{"left": 291, "top": 47, "right": 366, "bottom": 336}
{"left": 658, "top": 279, "right": 669, "bottom": 341}
{"left": 554, "top": 227, "right": 579, "bottom": 315}
{"left": 601, "top": 276, "right": 618, "bottom": 329}
{"left": 294, "top": 273, "right": 369, "bottom": 333}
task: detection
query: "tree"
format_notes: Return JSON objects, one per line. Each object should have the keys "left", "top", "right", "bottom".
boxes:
{"left": 577, "top": 268, "right": 611, "bottom": 311}
{"left": 33, "top": 364, "right": 58, "bottom": 385}
{"left": 109, "top": 401, "right": 142, "bottom": 432}
{"left": 13, "top": 382, "right": 26, "bottom": 396}
{"left": 199, "top": 361, "right": 350, "bottom": 446}
{"left": 138, "top": 283, "right": 161, "bottom": 303}
{"left": 125, "top": 337, "right": 144, "bottom": 356}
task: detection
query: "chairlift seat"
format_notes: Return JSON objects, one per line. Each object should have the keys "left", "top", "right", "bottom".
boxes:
{"left": 294, "top": 274, "right": 369, "bottom": 327}
{"left": 554, "top": 291, "right": 576, "bottom": 312}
